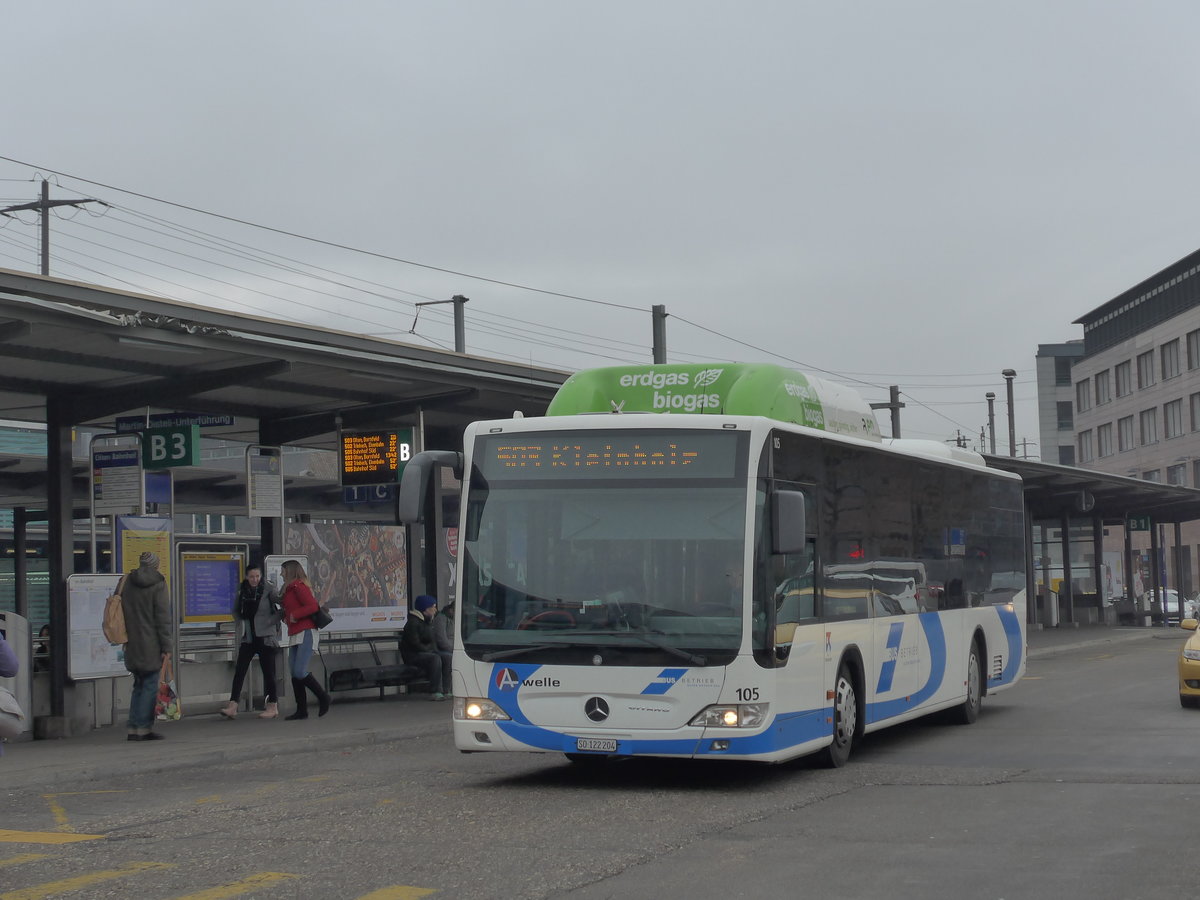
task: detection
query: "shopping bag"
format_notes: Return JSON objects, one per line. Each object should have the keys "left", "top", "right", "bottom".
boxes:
{"left": 155, "top": 658, "right": 182, "bottom": 720}
{"left": 0, "top": 686, "right": 25, "bottom": 739}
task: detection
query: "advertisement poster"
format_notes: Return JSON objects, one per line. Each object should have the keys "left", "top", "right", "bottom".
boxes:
{"left": 282, "top": 524, "right": 407, "bottom": 632}
{"left": 115, "top": 516, "right": 173, "bottom": 588}
{"left": 1102, "top": 550, "right": 1125, "bottom": 602}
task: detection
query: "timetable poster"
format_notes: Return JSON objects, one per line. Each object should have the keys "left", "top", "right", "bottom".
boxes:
{"left": 67, "top": 574, "right": 129, "bottom": 680}
{"left": 182, "top": 553, "right": 243, "bottom": 623}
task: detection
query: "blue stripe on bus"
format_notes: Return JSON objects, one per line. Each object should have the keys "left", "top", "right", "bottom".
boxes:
{"left": 994, "top": 605, "right": 1023, "bottom": 686}
{"left": 641, "top": 668, "right": 688, "bottom": 695}
{"left": 867, "top": 612, "right": 947, "bottom": 723}
{"left": 875, "top": 621, "right": 905, "bottom": 694}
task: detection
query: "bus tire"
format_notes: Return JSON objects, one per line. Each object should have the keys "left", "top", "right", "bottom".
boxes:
{"left": 819, "top": 663, "right": 858, "bottom": 768}
{"left": 951, "top": 640, "right": 983, "bottom": 725}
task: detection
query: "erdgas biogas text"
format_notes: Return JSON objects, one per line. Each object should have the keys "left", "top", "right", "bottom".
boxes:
{"left": 618, "top": 371, "right": 721, "bottom": 411}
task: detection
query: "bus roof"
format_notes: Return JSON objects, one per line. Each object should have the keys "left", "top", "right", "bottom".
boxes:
{"left": 546, "top": 363, "right": 882, "bottom": 443}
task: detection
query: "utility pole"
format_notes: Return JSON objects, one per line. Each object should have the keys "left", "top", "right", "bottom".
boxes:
{"left": 985, "top": 391, "right": 997, "bottom": 454}
{"left": 1002, "top": 369, "right": 1017, "bottom": 457}
{"left": 869, "top": 385, "right": 905, "bottom": 438}
{"left": 411, "top": 295, "right": 469, "bottom": 352}
{"left": 0, "top": 180, "right": 102, "bottom": 276}
{"left": 651, "top": 304, "right": 668, "bottom": 364}
{"left": 1017, "top": 437, "right": 1037, "bottom": 460}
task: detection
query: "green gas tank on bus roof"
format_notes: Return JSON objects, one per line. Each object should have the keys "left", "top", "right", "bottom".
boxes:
{"left": 546, "top": 363, "right": 882, "bottom": 443}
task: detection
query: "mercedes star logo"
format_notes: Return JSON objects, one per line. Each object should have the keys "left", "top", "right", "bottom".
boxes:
{"left": 584, "top": 696, "right": 610, "bottom": 722}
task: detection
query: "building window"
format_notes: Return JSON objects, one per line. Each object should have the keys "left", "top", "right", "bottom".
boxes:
{"left": 1162, "top": 339, "right": 1181, "bottom": 380}
{"left": 1118, "top": 415, "right": 1135, "bottom": 451}
{"left": 1166, "top": 398, "right": 1185, "bottom": 439}
{"left": 1192, "top": 393, "right": 1200, "bottom": 432}
{"left": 1058, "top": 446, "right": 1075, "bottom": 465}
{"left": 1168, "top": 464, "right": 1188, "bottom": 486}
{"left": 1189, "top": 329, "right": 1200, "bottom": 369}
{"left": 1193, "top": 459, "right": 1200, "bottom": 487}
{"left": 1137, "top": 350, "right": 1156, "bottom": 389}
{"left": 1143, "top": 469, "right": 1162, "bottom": 483}
{"left": 1075, "top": 380, "right": 1091, "bottom": 412}
{"left": 1077, "top": 430, "right": 1094, "bottom": 463}
{"left": 1097, "top": 422, "right": 1114, "bottom": 457}
{"left": 1140, "top": 408, "right": 1159, "bottom": 444}
{"left": 1094, "top": 370, "right": 1111, "bottom": 405}
{"left": 1057, "top": 401, "right": 1073, "bottom": 430}
{"left": 1115, "top": 360, "right": 1132, "bottom": 397}
{"left": 1054, "top": 356, "right": 1073, "bottom": 386}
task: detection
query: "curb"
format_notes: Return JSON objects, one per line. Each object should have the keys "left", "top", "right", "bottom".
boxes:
{"left": 1026, "top": 628, "right": 1161, "bottom": 660}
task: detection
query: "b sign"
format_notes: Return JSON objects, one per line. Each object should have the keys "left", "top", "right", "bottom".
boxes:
{"left": 142, "top": 425, "right": 200, "bottom": 469}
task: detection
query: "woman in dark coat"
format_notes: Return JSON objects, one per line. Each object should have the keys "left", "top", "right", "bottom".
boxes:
{"left": 219, "top": 565, "right": 283, "bottom": 720}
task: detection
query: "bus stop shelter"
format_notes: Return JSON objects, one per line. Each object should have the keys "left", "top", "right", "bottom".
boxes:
{"left": 0, "top": 267, "right": 570, "bottom": 735}
{"left": 984, "top": 454, "right": 1200, "bottom": 627}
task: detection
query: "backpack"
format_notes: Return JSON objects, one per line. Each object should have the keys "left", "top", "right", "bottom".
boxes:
{"left": 103, "top": 574, "right": 129, "bottom": 645}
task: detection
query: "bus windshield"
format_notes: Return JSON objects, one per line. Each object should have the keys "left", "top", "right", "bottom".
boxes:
{"left": 460, "top": 430, "right": 749, "bottom": 666}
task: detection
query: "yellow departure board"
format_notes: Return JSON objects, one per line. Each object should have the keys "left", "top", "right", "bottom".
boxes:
{"left": 340, "top": 430, "right": 411, "bottom": 486}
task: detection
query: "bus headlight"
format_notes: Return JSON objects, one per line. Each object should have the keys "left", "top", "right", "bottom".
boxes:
{"left": 689, "top": 703, "right": 768, "bottom": 728}
{"left": 454, "top": 697, "right": 511, "bottom": 721}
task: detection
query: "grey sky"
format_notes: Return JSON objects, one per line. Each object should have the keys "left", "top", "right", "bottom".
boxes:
{"left": 3, "top": 1, "right": 1199, "bottom": 453}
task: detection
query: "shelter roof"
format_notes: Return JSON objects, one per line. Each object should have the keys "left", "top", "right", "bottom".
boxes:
{"left": 984, "top": 454, "right": 1200, "bottom": 525}
{"left": 0, "top": 267, "right": 568, "bottom": 514}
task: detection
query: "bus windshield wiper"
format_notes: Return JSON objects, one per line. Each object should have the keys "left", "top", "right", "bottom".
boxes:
{"left": 479, "top": 641, "right": 593, "bottom": 662}
{"left": 583, "top": 630, "right": 708, "bottom": 666}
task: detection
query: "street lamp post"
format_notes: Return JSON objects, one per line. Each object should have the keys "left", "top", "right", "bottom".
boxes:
{"left": 985, "top": 391, "right": 996, "bottom": 455}
{"left": 1002, "top": 369, "right": 1017, "bottom": 457}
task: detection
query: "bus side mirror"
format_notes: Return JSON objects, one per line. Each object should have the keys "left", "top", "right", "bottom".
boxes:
{"left": 397, "top": 450, "right": 462, "bottom": 524}
{"left": 772, "top": 489, "right": 807, "bottom": 555}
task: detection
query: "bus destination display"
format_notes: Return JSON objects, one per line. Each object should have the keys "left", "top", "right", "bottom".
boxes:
{"left": 477, "top": 431, "right": 741, "bottom": 480}
{"left": 341, "top": 430, "right": 407, "bottom": 486}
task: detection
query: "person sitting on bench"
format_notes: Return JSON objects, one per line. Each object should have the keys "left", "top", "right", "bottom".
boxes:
{"left": 402, "top": 595, "right": 451, "bottom": 701}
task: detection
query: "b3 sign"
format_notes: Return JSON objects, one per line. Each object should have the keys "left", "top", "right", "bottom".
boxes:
{"left": 142, "top": 425, "right": 200, "bottom": 469}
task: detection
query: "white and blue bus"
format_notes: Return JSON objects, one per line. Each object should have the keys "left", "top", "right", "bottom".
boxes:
{"left": 399, "top": 363, "right": 1026, "bottom": 765}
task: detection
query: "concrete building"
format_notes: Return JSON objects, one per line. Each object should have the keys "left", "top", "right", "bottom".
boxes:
{"left": 1035, "top": 341, "right": 1085, "bottom": 466}
{"left": 1069, "top": 246, "right": 1200, "bottom": 597}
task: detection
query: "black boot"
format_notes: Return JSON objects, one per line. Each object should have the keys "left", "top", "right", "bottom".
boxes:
{"left": 304, "top": 673, "right": 331, "bottom": 717}
{"left": 285, "top": 677, "right": 308, "bottom": 720}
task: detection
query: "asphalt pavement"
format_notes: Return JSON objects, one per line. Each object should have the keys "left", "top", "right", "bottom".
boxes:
{"left": 1, "top": 623, "right": 1174, "bottom": 792}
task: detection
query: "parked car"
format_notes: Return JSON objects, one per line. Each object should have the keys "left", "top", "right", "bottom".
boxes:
{"left": 1178, "top": 619, "right": 1200, "bottom": 708}
{"left": 1146, "top": 588, "right": 1186, "bottom": 623}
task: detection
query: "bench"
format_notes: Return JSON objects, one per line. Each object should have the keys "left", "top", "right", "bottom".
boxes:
{"left": 318, "top": 634, "right": 429, "bottom": 699}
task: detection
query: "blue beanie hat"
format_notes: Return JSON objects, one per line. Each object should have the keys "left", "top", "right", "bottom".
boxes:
{"left": 415, "top": 595, "right": 437, "bottom": 613}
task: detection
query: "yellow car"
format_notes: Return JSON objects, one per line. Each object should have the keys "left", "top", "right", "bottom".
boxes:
{"left": 1179, "top": 618, "right": 1200, "bottom": 708}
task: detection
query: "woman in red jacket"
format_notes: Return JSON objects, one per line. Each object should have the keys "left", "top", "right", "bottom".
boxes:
{"left": 279, "top": 559, "right": 330, "bottom": 720}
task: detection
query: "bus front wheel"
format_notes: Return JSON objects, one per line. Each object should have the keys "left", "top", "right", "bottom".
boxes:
{"left": 820, "top": 663, "right": 857, "bottom": 768}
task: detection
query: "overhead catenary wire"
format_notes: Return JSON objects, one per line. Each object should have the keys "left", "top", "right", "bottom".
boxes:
{"left": 0, "top": 157, "right": 1018, "bottom": 438}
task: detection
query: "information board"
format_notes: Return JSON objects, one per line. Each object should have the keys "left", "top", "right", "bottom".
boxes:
{"left": 246, "top": 446, "right": 284, "bottom": 518}
{"left": 181, "top": 553, "right": 243, "bottom": 623}
{"left": 67, "top": 574, "right": 130, "bottom": 680}
{"left": 92, "top": 447, "right": 143, "bottom": 516}
{"left": 340, "top": 429, "right": 412, "bottom": 486}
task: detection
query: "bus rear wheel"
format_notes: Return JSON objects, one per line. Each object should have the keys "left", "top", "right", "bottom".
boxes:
{"left": 819, "top": 663, "right": 857, "bottom": 768}
{"left": 951, "top": 641, "right": 983, "bottom": 725}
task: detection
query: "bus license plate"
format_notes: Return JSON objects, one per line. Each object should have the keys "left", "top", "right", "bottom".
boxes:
{"left": 576, "top": 737, "right": 617, "bottom": 753}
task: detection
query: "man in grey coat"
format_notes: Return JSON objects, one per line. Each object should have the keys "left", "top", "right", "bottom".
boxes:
{"left": 122, "top": 551, "right": 171, "bottom": 741}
